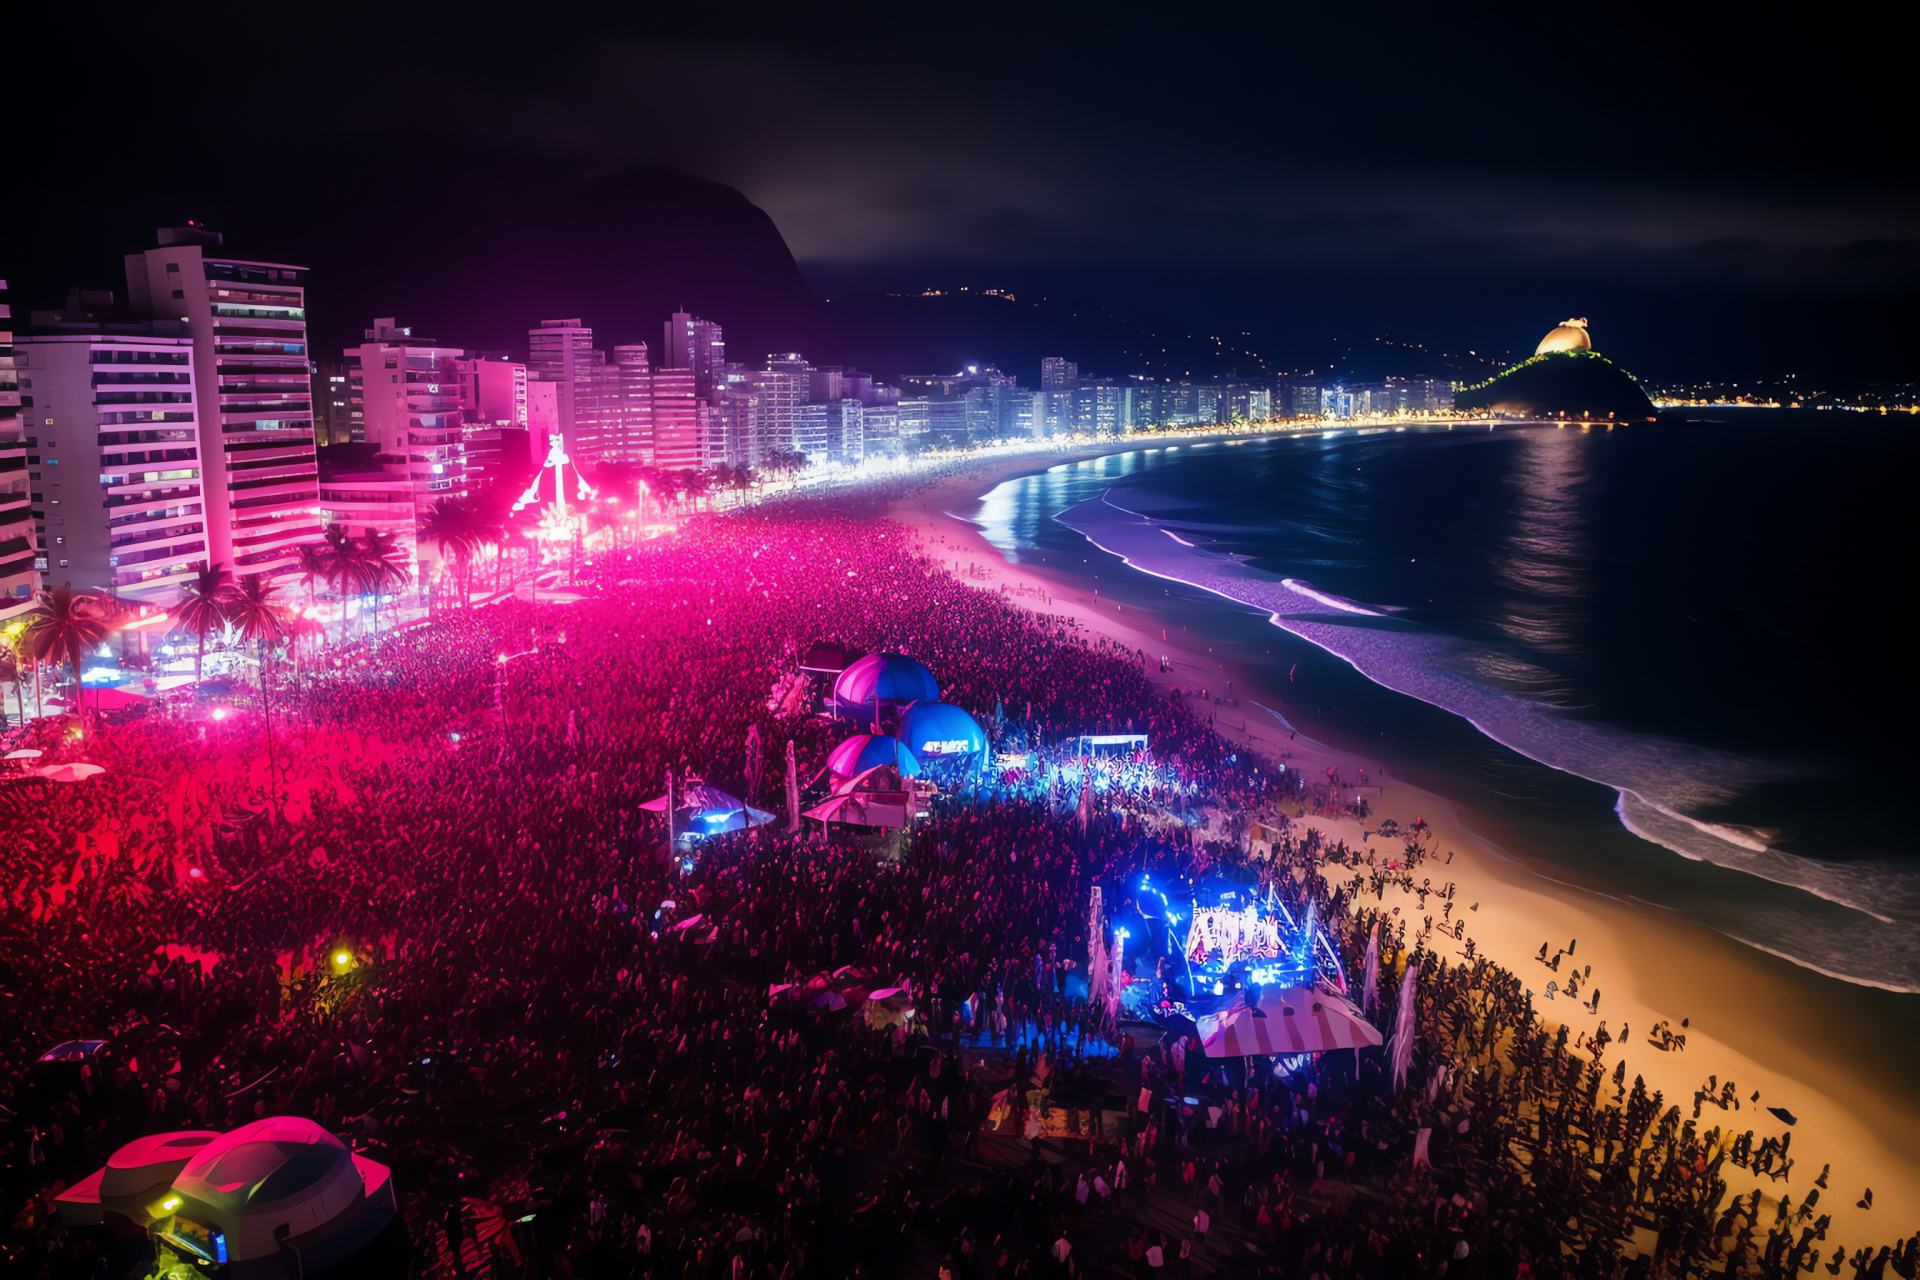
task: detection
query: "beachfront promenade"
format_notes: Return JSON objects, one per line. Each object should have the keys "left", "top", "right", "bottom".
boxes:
{"left": 2, "top": 488, "right": 1914, "bottom": 1278}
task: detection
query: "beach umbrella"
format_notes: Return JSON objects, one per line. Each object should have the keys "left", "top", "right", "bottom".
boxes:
{"left": 4, "top": 748, "right": 44, "bottom": 761}
{"left": 1197, "top": 989, "right": 1382, "bottom": 1058}
{"left": 668, "top": 914, "right": 705, "bottom": 933}
{"left": 1390, "top": 964, "right": 1418, "bottom": 1092}
{"left": 36, "top": 762, "right": 107, "bottom": 783}
{"left": 826, "top": 733, "right": 921, "bottom": 784}
{"left": 831, "top": 653, "right": 939, "bottom": 710}
{"left": 768, "top": 983, "right": 796, "bottom": 997}
{"left": 808, "top": 990, "right": 848, "bottom": 1013}
{"left": 37, "top": 1039, "right": 107, "bottom": 1063}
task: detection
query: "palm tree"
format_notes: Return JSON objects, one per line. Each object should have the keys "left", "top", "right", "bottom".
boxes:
{"left": 418, "top": 497, "right": 482, "bottom": 609}
{"left": 20, "top": 586, "right": 112, "bottom": 731}
{"left": 680, "top": 468, "right": 710, "bottom": 511}
{"left": 227, "top": 574, "right": 289, "bottom": 821}
{"left": 295, "top": 542, "right": 331, "bottom": 613}
{"left": 320, "top": 525, "right": 376, "bottom": 634}
{"left": 358, "top": 527, "right": 412, "bottom": 636}
{"left": 170, "top": 563, "right": 235, "bottom": 684}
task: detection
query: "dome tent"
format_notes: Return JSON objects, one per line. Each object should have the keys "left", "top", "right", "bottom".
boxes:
{"left": 896, "top": 701, "right": 988, "bottom": 762}
{"left": 831, "top": 653, "right": 939, "bottom": 711}
{"left": 55, "top": 1130, "right": 222, "bottom": 1227}
{"left": 827, "top": 734, "right": 922, "bottom": 785}
{"left": 158, "top": 1116, "right": 396, "bottom": 1277}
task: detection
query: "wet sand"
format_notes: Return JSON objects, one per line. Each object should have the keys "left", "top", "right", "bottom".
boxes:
{"left": 888, "top": 450, "right": 1920, "bottom": 1254}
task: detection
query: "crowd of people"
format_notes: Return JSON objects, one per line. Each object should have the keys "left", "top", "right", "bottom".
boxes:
{"left": 2, "top": 498, "right": 1915, "bottom": 1280}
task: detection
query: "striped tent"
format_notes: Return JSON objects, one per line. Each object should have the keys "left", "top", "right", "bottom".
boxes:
{"left": 1196, "top": 988, "right": 1382, "bottom": 1058}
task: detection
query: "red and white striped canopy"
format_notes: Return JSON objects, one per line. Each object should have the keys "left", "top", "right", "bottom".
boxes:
{"left": 1196, "top": 988, "right": 1382, "bottom": 1058}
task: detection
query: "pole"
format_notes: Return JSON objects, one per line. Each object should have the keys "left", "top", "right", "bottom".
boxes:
{"left": 261, "top": 640, "right": 279, "bottom": 825}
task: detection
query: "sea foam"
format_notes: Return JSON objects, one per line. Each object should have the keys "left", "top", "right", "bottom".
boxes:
{"left": 1054, "top": 489, "right": 1920, "bottom": 992}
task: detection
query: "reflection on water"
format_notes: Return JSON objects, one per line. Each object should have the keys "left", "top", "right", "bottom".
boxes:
{"left": 1490, "top": 428, "right": 1592, "bottom": 653}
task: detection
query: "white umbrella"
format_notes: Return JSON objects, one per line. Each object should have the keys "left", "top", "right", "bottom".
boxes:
{"left": 35, "top": 762, "right": 107, "bottom": 783}
{"left": 4, "top": 748, "right": 45, "bottom": 761}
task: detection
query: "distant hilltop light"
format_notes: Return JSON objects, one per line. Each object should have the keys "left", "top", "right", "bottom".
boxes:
{"left": 1536, "top": 318, "right": 1593, "bottom": 356}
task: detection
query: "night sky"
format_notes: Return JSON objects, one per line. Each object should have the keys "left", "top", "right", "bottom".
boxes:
{"left": 8, "top": 2, "right": 1916, "bottom": 387}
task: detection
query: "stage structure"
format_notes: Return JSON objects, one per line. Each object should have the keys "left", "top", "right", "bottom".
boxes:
{"left": 1096, "top": 878, "right": 1351, "bottom": 1033}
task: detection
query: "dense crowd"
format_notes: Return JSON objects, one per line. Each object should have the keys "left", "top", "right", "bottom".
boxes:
{"left": 2, "top": 503, "right": 1915, "bottom": 1279}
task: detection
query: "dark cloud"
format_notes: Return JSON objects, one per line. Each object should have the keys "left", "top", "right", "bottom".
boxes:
{"left": 7, "top": 0, "right": 1917, "bottom": 382}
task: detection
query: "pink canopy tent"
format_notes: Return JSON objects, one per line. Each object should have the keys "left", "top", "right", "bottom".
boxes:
{"left": 803, "top": 764, "right": 926, "bottom": 830}
{"left": 1196, "top": 988, "right": 1381, "bottom": 1058}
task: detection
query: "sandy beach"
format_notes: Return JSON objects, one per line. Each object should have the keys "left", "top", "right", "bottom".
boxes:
{"left": 888, "top": 447, "right": 1920, "bottom": 1254}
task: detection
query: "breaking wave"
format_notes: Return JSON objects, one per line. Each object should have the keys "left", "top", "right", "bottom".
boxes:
{"left": 1054, "top": 489, "right": 1920, "bottom": 991}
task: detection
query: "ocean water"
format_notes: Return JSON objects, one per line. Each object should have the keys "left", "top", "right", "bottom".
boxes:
{"left": 970, "top": 414, "right": 1920, "bottom": 994}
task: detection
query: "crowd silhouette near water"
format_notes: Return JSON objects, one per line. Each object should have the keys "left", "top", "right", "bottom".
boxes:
{"left": 2, "top": 490, "right": 1916, "bottom": 1280}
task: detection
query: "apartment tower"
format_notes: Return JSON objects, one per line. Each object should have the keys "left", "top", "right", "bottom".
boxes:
{"left": 124, "top": 228, "right": 320, "bottom": 582}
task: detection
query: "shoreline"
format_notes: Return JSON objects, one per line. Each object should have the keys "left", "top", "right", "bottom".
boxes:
{"left": 886, "top": 444, "right": 1920, "bottom": 1253}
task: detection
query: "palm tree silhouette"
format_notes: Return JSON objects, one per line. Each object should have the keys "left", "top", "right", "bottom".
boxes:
{"left": 419, "top": 497, "right": 499, "bottom": 609}
{"left": 170, "top": 563, "right": 235, "bottom": 684}
{"left": 320, "top": 524, "right": 376, "bottom": 635}
{"left": 295, "top": 542, "right": 331, "bottom": 613}
{"left": 359, "top": 527, "right": 412, "bottom": 635}
{"left": 20, "top": 586, "right": 112, "bottom": 732}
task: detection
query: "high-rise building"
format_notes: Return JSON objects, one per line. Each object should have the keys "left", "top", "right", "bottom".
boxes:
{"left": 123, "top": 227, "right": 321, "bottom": 582}
{"left": 860, "top": 403, "right": 901, "bottom": 457}
{"left": 606, "top": 344, "right": 654, "bottom": 463}
{"left": 526, "top": 318, "right": 595, "bottom": 461}
{"left": 650, "top": 367, "right": 701, "bottom": 471}
{"left": 340, "top": 319, "right": 468, "bottom": 563}
{"left": 1286, "top": 382, "right": 1322, "bottom": 419}
{"left": 1224, "top": 385, "right": 1272, "bottom": 422}
{"left": 708, "top": 385, "right": 756, "bottom": 467}
{"left": 455, "top": 353, "right": 528, "bottom": 430}
{"left": 15, "top": 333, "right": 207, "bottom": 604}
{"left": 663, "top": 311, "right": 725, "bottom": 396}
{"left": 311, "top": 359, "right": 355, "bottom": 444}
{"left": 1383, "top": 375, "right": 1454, "bottom": 414}
{"left": 1040, "top": 357, "right": 1078, "bottom": 392}
{"left": 746, "top": 356, "right": 809, "bottom": 463}
{"left": 792, "top": 400, "right": 862, "bottom": 465}
{"left": 453, "top": 354, "right": 532, "bottom": 492}
{"left": 808, "top": 366, "right": 844, "bottom": 404}
{"left": 526, "top": 381, "right": 558, "bottom": 451}
{"left": 896, "top": 397, "right": 932, "bottom": 443}
{"left": 0, "top": 278, "right": 38, "bottom": 620}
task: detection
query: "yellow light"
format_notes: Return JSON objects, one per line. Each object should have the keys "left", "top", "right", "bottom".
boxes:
{"left": 332, "top": 950, "right": 352, "bottom": 968}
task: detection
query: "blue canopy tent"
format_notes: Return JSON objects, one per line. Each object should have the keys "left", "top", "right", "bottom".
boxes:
{"left": 896, "top": 701, "right": 988, "bottom": 780}
{"left": 641, "top": 781, "right": 775, "bottom": 841}
{"left": 826, "top": 734, "right": 922, "bottom": 787}
{"left": 830, "top": 653, "right": 940, "bottom": 720}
